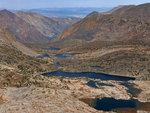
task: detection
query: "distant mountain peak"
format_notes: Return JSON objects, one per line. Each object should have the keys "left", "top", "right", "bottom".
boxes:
{"left": 0, "top": 9, "right": 50, "bottom": 43}
{"left": 0, "top": 9, "right": 12, "bottom": 14}
{"left": 87, "top": 11, "right": 99, "bottom": 17}
{"left": 0, "top": 9, "right": 9, "bottom": 12}
{"left": 0, "top": 9, "right": 16, "bottom": 18}
{"left": 0, "top": 9, "right": 13, "bottom": 14}
{"left": 138, "top": 3, "right": 150, "bottom": 6}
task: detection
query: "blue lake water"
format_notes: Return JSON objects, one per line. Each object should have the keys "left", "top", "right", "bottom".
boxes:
{"left": 56, "top": 62, "right": 61, "bottom": 68}
{"left": 42, "top": 70, "right": 135, "bottom": 81}
{"left": 87, "top": 80, "right": 114, "bottom": 88}
{"left": 41, "top": 62, "right": 146, "bottom": 112}
{"left": 120, "top": 82, "right": 142, "bottom": 96}
{"left": 90, "top": 98, "right": 143, "bottom": 111}
{"left": 42, "top": 47, "right": 60, "bottom": 51}
{"left": 55, "top": 53, "right": 78, "bottom": 59}
{"left": 37, "top": 54, "right": 50, "bottom": 59}
{"left": 87, "top": 80, "right": 98, "bottom": 88}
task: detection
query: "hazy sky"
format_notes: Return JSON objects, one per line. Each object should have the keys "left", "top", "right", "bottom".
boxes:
{"left": 0, "top": 0, "right": 150, "bottom": 9}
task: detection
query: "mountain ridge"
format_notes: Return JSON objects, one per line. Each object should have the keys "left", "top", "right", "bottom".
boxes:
{"left": 58, "top": 3, "right": 150, "bottom": 44}
{"left": 0, "top": 9, "right": 81, "bottom": 44}
{"left": 0, "top": 9, "right": 49, "bottom": 43}
{"left": 16, "top": 11, "right": 80, "bottom": 39}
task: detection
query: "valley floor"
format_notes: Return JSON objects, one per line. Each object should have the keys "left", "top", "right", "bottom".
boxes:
{"left": 1, "top": 41, "right": 150, "bottom": 113}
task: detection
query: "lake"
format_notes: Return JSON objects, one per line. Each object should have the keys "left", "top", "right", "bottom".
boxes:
{"left": 42, "top": 70, "right": 135, "bottom": 81}
{"left": 56, "top": 62, "right": 61, "bottom": 68}
{"left": 81, "top": 97, "right": 146, "bottom": 112}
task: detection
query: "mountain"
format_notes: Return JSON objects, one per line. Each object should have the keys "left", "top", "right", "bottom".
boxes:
{"left": 0, "top": 9, "right": 49, "bottom": 43}
{"left": 59, "top": 4, "right": 150, "bottom": 43}
{"left": 0, "top": 28, "right": 38, "bottom": 56}
{"left": 0, "top": 9, "right": 80, "bottom": 44}
{"left": 16, "top": 11, "right": 80, "bottom": 39}
{"left": 103, "top": 5, "right": 135, "bottom": 15}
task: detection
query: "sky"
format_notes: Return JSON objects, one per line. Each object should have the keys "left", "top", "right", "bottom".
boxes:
{"left": 0, "top": 0, "right": 150, "bottom": 9}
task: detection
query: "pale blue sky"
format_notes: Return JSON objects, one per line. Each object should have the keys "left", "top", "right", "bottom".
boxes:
{"left": 0, "top": 0, "right": 150, "bottom": 9}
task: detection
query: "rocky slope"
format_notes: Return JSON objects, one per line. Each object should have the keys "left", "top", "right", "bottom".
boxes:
{"left": 0, "top": 77, "right": 150, "bottom": 113}
{"left": 0, "top": 9, "right": 80, "bottom": 44}
{"left": 0, "top": 10, "right": 49, "bottom": 43}
{"left": 59, "top": 3, "right": 150, "bottom": 43}
{"left": 0, "top": 28, "right": 38, "bottom": 56}
{"left": 0, "top": 28, "right": 54, "bottom": 87}
{"left": 16, "top": 11, "right": 80, "bottom": 40}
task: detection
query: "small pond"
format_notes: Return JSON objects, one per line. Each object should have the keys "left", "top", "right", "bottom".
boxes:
{"left": 56, "top": 62, "right": 61, "bottom": 68}
{"left": 87, "top": 80, "right": 114, "bottom": 88}
{"left": 81, "top": 98, "right": 147, "bottom": 112}
{"left": 37, "top": 54, "right": 50, "bottom": 59}
{"left": 120, "top": 82, "right": 142, "bottom": 97}
{"left": 42, "top": 47, "right": 60, "bottom": 51}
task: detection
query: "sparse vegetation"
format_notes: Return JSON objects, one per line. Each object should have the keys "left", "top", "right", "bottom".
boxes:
{"left": 0, "top": 44, "right": 54, "bottom": 87}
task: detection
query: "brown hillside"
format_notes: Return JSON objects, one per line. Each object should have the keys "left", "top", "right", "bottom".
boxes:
{"left": 59, "top": 3, "right": 150, "bottom": 43}
{"left": 0, "top": 10, "right": 49, "bottom": 43}
{"left": 16, "top": 11, "right": 80, "bottom": 40}
{"left": 0, "top": 28, "right": 38, "bottom": 56}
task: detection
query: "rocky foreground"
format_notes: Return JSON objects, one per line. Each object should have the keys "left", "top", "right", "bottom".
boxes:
{"left": 0, "top": 76, "right": 150, "bottom": 113}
